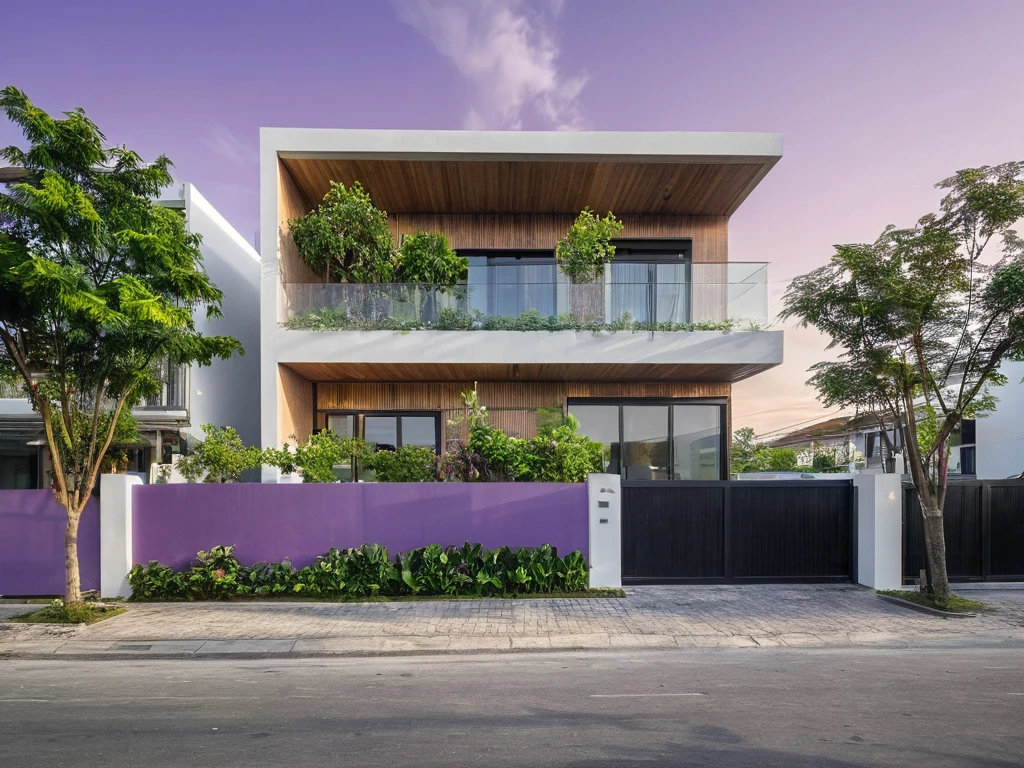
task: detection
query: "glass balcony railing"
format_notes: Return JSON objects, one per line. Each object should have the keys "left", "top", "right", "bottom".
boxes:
{"left": 282, "top": 262, "right": 768, "bottom": 331}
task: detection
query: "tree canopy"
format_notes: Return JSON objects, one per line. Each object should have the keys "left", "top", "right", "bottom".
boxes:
{"left": 781, "top": 161, "right": 1024, "bottom": 597}
{"left": 0, "top": 85, "right": 242, "bottom": 602}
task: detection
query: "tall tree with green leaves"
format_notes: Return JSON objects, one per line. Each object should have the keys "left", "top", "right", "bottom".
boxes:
{"left": 0, "top": 86, "right": 242, "bottom": 604}
{"left": 781, "top": 162, "right": 1024, "bottom": 598}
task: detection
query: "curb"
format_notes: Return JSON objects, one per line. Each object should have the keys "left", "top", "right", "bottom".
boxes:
{"left": 876, "top": 594, "right": 976, "bottom": 618}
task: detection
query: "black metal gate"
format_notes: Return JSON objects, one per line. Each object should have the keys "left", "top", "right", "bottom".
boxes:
{"left": 903, "top": 480, "right": 1024, "bottom": 583}
{"left": 622, "top": 480, "right": 856, "bottom": 584}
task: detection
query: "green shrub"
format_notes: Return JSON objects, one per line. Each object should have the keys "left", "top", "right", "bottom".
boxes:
{"left": 265, "top": 431, "right": 372, "bottom": 483}
{"left": 177, "top": 424, "right": 263, "bottom": 483}
{"left": 365, "top": 445, "right": 437, "bottom": 482}
{"left": 185, "top": 545, "right": 249, "bottom": 599}
{"left": 127, "top": 561, "right": 188, "bottom": 600}
{"left": 12, "top": 599, "right": 125, "bottom": 625}
{"left": 396, "top": 232, "right": 468, "bottom": 287}
{"left": 246, "top": 560, "right": 295, "bottom": 596}
{"left": 520, "top": 415, "right": 603, "bottom": 483}
{"left": 127, "top": 542, "right": 591, "bottom": 600}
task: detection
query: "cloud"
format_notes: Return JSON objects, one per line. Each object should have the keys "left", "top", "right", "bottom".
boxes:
{"left": 205, "top": 120, "right": 258, "bottom": 165}
{"left": 394, "top": 0, "right": 588, "bottom": 130}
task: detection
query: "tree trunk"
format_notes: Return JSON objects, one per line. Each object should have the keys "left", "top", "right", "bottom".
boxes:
{"left": 921, "top": 505, "right": 951, "bottom": 599}
{"left": 64, "top": 511, "right": 82, "bottom": 605}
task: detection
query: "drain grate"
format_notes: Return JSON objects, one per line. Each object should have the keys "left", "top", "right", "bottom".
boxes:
{"left": 115, "top": 644, "right": 153, "bottom": 651}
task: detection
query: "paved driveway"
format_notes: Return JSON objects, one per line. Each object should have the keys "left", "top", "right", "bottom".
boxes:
{"left": 3, "top": 585, "right": 1023, "bottom": 656}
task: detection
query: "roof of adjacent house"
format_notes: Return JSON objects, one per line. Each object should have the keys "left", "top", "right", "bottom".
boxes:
{"left": 768, "top": 414, "right": 882, "bottom": 448}
{"left": 263, "top": 129, "right": 783, "bottom": 217}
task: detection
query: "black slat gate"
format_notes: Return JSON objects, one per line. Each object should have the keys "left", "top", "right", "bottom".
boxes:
{"left": 903, "top": 479, "right": 1024, "bottom": 583}
{"left": 622, "top": 480, "right": 856, "bottom": 584}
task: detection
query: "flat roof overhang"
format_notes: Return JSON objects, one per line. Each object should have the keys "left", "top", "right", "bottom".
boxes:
{"left": 275, "top": 329, "right": 783, "bottom": 384}
{"left": 265, "top": 129, "right": 782, "bottom": 217}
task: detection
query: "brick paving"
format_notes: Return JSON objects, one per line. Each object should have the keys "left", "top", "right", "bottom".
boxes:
{"left": 3, "top": 586, "right": 1023, "bottom": 655}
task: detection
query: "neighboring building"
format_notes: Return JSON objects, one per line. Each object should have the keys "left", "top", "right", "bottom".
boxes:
{"left": 0, "top": 183, "right": 260, "bottom": 489}
{"left": 769, "top": 414, "right": 898, "bottom": 472}
{"left": 975, "top": 359, "right": 1024, "bottom": 479}
{"left": 259, "top": 129, "right": 784, "bottom": 482}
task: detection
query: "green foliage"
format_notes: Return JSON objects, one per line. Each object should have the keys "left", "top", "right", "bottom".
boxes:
{"left": 128, "top": 543, "right": 590, "bottom": 600}
{"left": 245, "top": 560, "right": 295, "bottom": 596}
{"left": 176, "top": 424, "right": 262, "bottom": 483}
{"left": 395, "top": 232, "right": 467, "bottom": 288}
{"left": 185, "top": 545, "right": 249, "bottom": 599}
{"left": 730, "top": 428, "right": 801, "bottom": 473}
{"left": 289, "top": 181, "right": 395, "bottom": 283}
{"left": 877, "top": 589, "right": 986, "bottom": 613}
{"left": 127, "top": 561, "right": 188, "bottom": 600}
{"left": 555, "top": 208, "right": 625, "bottom": 283}
{"left": 0, "top": 87, "right": 241, "bottom": 602}
{"left": 457, "top": 390, "right": 601, "bottom": 483}
{"left": 12, "top": 599, "right": 125, "bottom": 624}
{"left": 286, "top": 306, "right": 738, "bottom": 334}
{"left": 264, "top": 431, "right": 372, "bottom": 483}
{"left": 364, "top": 445, "right": 437, "bottom": 482}
{"left": 781, "top": 161, "right": 1024, "bottom": 598}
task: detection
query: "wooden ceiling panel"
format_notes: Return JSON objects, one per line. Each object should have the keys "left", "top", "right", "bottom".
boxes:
{"left": 279, "top": 158, "right": 768, "bottom": 217}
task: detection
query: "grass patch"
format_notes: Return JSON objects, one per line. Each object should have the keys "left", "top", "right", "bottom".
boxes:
{"left": 132, "top": 588, "right": 626, "bottom": 604}
{"left": 877, "top": 589, "right": 986, "bottom": 613}
{"left": 12, "top": 600, "right": 126, "bottom": 625}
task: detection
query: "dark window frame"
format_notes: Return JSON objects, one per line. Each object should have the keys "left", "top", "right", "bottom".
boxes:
{"left": 315, "top": 409, "right": 443, "bottom": 453}
{"left": 567, "top": 397, "right": 728, "bottom": 481}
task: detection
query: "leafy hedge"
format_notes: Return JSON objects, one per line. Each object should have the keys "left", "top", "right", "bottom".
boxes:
{"left": 285, "top": 306, "right": 742, "bottom": 334}
{"left": 127, "top": 543, "right": 589, "bottom": 600}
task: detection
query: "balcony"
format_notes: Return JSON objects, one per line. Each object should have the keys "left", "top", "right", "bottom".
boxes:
{"left": 282, "top": 262, "right": 769, "bottom": 332}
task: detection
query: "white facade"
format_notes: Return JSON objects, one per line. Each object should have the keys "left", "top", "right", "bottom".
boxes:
{"left": 976, "top": 359, "right": 1024, "bottom": 479}
{"left": 178, "top": 184, "right": 262, "bottom": 448}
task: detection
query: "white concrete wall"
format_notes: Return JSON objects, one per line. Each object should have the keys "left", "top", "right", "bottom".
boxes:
{"left": 976, "top": 359, "right": 1024, "bottom": 479}
{"left": 184, "top": 184, "right": 262, "bottom": 448}
{"left": 587, "top": 473, "right": 622, "bottom": 589}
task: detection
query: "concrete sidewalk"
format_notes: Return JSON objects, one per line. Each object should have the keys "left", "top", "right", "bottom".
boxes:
{"left": 3, "top": 585, "right": 1024, "bottom": 659}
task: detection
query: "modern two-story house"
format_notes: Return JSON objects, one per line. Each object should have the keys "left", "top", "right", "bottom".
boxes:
{"left": 259, "top": 130, "right": 784, "bottom": 482}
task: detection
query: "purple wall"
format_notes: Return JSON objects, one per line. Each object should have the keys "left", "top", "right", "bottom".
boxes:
{"left": 133, "top": 483, "right": 589, "bottom": 570}
{"left": 0, "top": 491, "right": 100, "bottom": 597}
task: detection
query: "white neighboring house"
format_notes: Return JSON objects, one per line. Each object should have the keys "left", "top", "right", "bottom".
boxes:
{"left": 974, "top": 359, "right": 1024, "bottom": 479}
{"left": 0, "top": 183, "right": 260, "bottom": 489}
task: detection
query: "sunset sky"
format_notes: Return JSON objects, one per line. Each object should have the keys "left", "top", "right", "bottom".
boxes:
{"left": 4, "top": 0, "right": 1022, "bottom": 436}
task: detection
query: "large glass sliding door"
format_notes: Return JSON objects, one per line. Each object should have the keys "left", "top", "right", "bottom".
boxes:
{"left": 569, "top": 400, "right": 725, "bottom": 481}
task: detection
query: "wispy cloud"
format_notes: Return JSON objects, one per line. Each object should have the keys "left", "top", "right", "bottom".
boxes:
{"left": 205, "top": 120, "right": 258, "bottom": 165}
{"left": 394, "top": 0, "right": 588, "bottom": 130}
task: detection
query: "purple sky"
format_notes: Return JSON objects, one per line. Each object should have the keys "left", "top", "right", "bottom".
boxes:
{"left": 4, "top": 0, "right": 1023, "bottom": 435}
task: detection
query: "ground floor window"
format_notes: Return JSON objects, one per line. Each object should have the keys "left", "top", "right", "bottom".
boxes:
{"left": 319, "top": 411, "right": 441, "bottom": 452}
{"left": 0, "top": 451, "right": 38, "bottom": 489}
{"left": 568, "top": 399, "right": 725, "bottom": 481}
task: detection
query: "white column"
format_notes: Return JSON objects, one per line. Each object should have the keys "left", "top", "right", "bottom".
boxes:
{"left": 587, "top": 473, "right": 621, "bottom": 588}
{"left": 100, "top": 473, "right": 143, "bottom": 598}
{"left": 853, "top": 473, "right": 903, "bottom": 589}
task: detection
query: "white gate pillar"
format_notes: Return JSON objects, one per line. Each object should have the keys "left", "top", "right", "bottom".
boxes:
{"left": 853, "top": 473, "right": 903, "bottom": 590}
{"left": 587, "top": 473, "right": 621, "bottom": 588}
{"left": 100, "top": 473, "right": 142, "bottom": 598}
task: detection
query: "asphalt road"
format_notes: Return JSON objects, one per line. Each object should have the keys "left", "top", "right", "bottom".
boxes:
{"left": 2, "top": 647, "right": 1023, "bottom": 767}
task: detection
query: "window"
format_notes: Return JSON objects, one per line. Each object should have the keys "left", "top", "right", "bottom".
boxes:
{"left": 959, "top": 446, "right": 976, "bottom": 475}
{"left": 672, "top": 405, "right": 721, "bottom": 480}
{"left": 318, "top": 411, "right": 441, "bottom": 453}
{"left": 568, "top": 399, "right": 725, "bottom": 481}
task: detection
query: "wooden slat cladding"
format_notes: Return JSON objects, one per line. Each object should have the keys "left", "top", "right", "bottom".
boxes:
{"left": 391, "top": 214, "right": 727, "bottom": 262}
{"left": 311, "top": 379, "right": 724, "bottom": 444}
{"left": 280, "top": 157, "right": 767, "bottom": 217}
{"left": 278, "top": 364, "right": 314, "bottom": 446}
{"left": 278, "top": 160, "right": 323, "bottom": 285}
{"left": 284, "top": 362, "right": 762, "bottom": 384}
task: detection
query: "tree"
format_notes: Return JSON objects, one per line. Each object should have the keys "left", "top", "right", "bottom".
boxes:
{"left": 555, "top": 207, "right": 624, "bottom": 283}
{"left": 176, "top": 424, "right": 262, "bottom": 483}
{"left": 289, "top": 181, "right": 394, "bottom": 283}
{"left": 781, "top": 162, "right": 1024, "bottom": 599}
{"left": 730, "top": 427, "right": 758, "bottom": 473}
{"left": 395, "top": 231, "right": 467, "bottom": 287}
{"left": 0, "top": 87, "right": 242, "bottom": 604}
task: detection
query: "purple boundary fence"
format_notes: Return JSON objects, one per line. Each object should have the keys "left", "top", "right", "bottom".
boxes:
{"left": 133, "top": 482, "right": 589, "bottom": 570}
{"left": 0, "top": 491, "right": 100, "bottom": 597}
